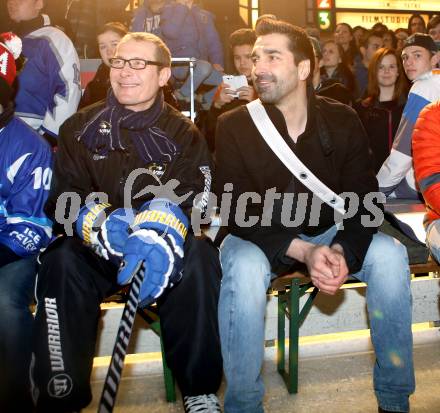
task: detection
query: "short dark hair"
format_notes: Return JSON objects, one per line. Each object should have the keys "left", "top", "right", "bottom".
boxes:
{"left": 353, "top": 25, "right": 367, "bottom": 35}
{"left": 255, "top": 19, "right": 315, "bottom": 79}
{"left": 360, "top": 30, "right": 383, "bottom": 48}
{"left": 255, "top": 14, "right": 277, "bottom": 29}
{"left": 97, "top": 22, "right": 128, "bottom": 38}
{"left": 229, "top": 28, "right": 256, "bottom": 49}
{"left": 371, "top": 22, "right": 388, "bottom": 33}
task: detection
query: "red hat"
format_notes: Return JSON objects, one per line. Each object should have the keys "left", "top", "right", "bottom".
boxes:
{"left": 0, "top": 32, "right": 22, "bottom": 106}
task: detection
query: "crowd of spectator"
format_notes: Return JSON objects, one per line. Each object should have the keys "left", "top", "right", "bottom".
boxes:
{"left": 3, "top": 1, "right": 440, "bottom": 412}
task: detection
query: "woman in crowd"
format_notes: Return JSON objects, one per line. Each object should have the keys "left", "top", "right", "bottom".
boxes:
{"left": 320, "top": 39, "right": 357, "bottom": 98}
{"left": 395, "top": 27, "right": 409, "bottom": 51}
{"left": 334, "top": 22, "right": 359, "bottom": 67}
{"left": 354, "top": 48, "right": 409, "bottom": 173}
{"left": 408, "top": 13, "right": 427, "bottom": 34}
{"left": 383, "top": 30, "right": 398, "bottom": 49}
{"left": 79, "top": 22, "right": 128, "bottom": 108}
{"left": 427, "top": 15, "right": 440, "bottom": 42}
{"left": 352, "top": 25, "right": 367, "bottom": 48}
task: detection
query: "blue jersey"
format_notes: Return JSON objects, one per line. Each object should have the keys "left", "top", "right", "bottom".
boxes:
{"left": 15, "top": 17, "right": 81, "bottom": 139}
{"left": 0, "top": 116, "right": 53, "bottom": 256}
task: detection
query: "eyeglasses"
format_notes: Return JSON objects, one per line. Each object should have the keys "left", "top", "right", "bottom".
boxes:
{"left": 109, "top": 58, "right": 163, "bottom": 70}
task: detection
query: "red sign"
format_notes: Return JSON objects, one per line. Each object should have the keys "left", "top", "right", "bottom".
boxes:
{"left": 317, "top": 0, "right": 332, "bottom": 8}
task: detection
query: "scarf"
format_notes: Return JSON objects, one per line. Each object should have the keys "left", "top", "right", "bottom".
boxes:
{"left": 78, "top": 90, "right": 179, "bottom": 164}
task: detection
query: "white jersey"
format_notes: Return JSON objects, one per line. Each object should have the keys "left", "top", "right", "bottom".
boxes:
{"left": 15, "top": 18, "right": 81, "bottom": 139}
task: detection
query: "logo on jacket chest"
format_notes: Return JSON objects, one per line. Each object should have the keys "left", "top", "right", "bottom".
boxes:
{"left": 146, "top": 162, "right": 167, "bottom": 177}
{"left": 98, "top": 121, "right": 111, "bottom": 136}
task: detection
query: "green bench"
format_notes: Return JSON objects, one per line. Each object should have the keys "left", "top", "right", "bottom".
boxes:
{"left": 270, "top": 259, "right": 440, "bottom": 394}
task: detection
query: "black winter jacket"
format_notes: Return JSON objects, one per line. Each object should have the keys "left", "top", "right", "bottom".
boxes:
{"left": 353, "top": 97, "right": 405, "bottom": 173}
{"left": 215, "top": 92, "right": 380, "bottom": 275}
{"left": 46, "top": 102, "right": 213, "bottom": 232}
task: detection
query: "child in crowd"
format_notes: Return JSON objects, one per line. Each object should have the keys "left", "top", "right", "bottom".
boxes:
{"left": 79, "top": 22, "right": 128, "bottom": 108}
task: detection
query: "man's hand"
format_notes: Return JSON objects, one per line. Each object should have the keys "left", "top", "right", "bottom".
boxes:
{"left": 236, "top": 85, "right": 256, "bottom": 102}
{"left": 286, "top": 238, "right": 348, "bottom": 295}
{"left": 304, "top": 245, "right": 348, "bottom": 295}
{"left": 76, "top": 202, "right": 135, "bottom": 266}
{"left": 213, "top": 83, "right": 235, "bottom": 109}
{"left": 117, "top": 199, "right": 188, "bottom": 307}
{"left": 304, "top": 245, "right": 340, "bottom": 278}
{"left": 329, "top": 243, "right": 348, "bottom": 277}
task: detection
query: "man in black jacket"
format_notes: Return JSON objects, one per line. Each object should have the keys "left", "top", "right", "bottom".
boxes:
{"left": 216, "top": 20, "right": 413, "bottom": 413}
{"left": 31, "top": 32, "right": 222, "bottom": 413}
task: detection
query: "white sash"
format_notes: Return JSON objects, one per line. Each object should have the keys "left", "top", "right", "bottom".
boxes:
{"left": 246, "top": 99, "right": 345, "bottom": 215}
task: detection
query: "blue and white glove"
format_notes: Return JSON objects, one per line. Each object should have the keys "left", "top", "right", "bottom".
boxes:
{"left": 76, "top": 202, "right": 136, "bottom": 266}
{"left": 117, "top": 198, "right": 189, "bottom": 307}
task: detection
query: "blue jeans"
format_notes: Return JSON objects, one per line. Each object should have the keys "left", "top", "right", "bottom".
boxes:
{"left": 0, "top": 256, "right": 37, "bottom": 412}
{"left": 173, "top": 59, "right": 222, "bottom": 105}
{"left": 219, "top": 227, "right": 415, "bottom": 413}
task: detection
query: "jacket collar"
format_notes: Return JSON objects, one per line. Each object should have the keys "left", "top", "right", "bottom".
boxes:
{"left": 259, "top": 83, "right": 318, "bottom": 147}
{"left": 12, "top": 14, "right": 51, "bottom": 37}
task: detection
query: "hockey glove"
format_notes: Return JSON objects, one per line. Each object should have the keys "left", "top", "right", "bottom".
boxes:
{"left": 117, "top": 198, "right": 189, "bottom": 307}
{"left": 76, "top": 202, "right": 136, "bottom": 266}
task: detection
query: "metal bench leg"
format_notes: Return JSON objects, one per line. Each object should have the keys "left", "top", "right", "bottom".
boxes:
{"left": 276, "top": 280, "right": 319, "bottom": 394}
{"left": 276, "top": 279, "right": 300, "bottom": 393}
{"left": 277, "top": 291, "right": 286, "bottom": 375}
{"left": 287, "top": 278, "right": 300, "bottom": 394}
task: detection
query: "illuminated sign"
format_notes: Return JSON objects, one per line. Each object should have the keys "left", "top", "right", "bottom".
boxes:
{"left": 317, "top": 0, "right": 333, "bottom": 8}
{"left": 336, "top": 12, "right": 429, "bottom": 30}
{"left": 318, "top": 11, "right": 332, "bottom": 30}
{"left": 335, "top": 0, "right": 439, "bottom": 10}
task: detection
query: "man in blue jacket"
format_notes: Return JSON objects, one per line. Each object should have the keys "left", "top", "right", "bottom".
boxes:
{"left": 0, "top": 32, "right": 53, "bottom": 413}
{"left": 131, "top": 0, "right": 169, "bottom": 35}
{"left": 160, "top": 0, "right": 224, "bottom": 108}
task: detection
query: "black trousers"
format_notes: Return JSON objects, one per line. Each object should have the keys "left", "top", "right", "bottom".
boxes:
{"left": 32, "top": 235, "right": 222, "bottom": 412}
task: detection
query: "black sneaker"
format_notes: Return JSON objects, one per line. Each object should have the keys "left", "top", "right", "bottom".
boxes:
{"left": 183, "top": 394, "right": 221, "bottom": 413}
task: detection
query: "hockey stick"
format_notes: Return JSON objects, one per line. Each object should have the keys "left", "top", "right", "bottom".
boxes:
{"left": 98, "top": 260, "right": 146, "bottom": 413}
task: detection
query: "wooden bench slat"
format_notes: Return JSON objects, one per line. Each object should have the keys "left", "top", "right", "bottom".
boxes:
{"left": 270, "top": 259, "right": 440, "bottom": 292}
